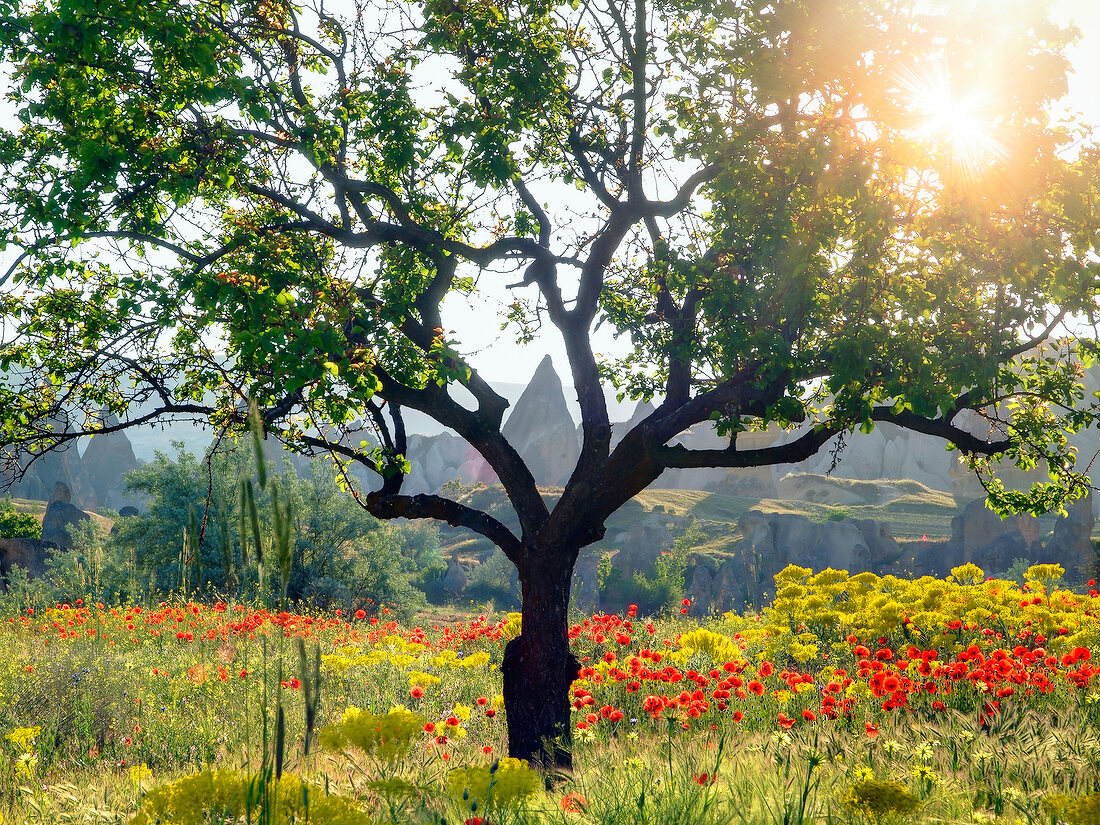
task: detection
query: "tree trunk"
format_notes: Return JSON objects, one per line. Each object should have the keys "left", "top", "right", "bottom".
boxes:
{"left": 502, "top": 553, "right": 579, "bottom": 769}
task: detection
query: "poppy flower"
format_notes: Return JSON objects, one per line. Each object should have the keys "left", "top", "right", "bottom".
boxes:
{"left": 864, "top": 721, "right": 879, "bottom": 738}
{"left": 561, "top": 793, "right": 588, "bottom": 813}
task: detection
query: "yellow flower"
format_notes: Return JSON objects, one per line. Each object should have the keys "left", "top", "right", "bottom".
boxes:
{"left": 950, "top": 564, "right": 985, "bottom": 585}
{"left": 454, "top": 651, "right": 491, "bottom": 669}
{"left": 911, "top": 765, "right": 938, "bottom": 783}
{"left": 321, "top": 654, "right": 354, "bottom": 673}
{"left": 320, "top": 706, "right": 425, "bottom": 762}
{"left": 1025, "top": 563, "right": 1065, "bottom": 583}
{"left": 841, "top": 779, "right": 921, "bottom": 819}
{"left": 408, "top": 670, "right": 442, "bottom": 687}
{"left": 14, "top": 752, "right": 36, "bottom": 777}
{"left": 130, "top": 763, "right": 153, "bottom": 785}
{"left": 446, "top": 758, "right": 540, "bottom": 809}
{"left": 5, "top": 726, "right": 40, "bottom": 751}
{"left": 127, "top": 771, "right": 369, "bottom": 825}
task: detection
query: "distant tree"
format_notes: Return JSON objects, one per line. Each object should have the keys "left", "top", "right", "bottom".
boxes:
{"left": 0, "top": 496, "right": 39, "bottom": 539}
{"left": 1, "top": 0, "right": 1098, "bottom": 764}
{"left": 112, "top": 445, "right": 429, "bottom": 612}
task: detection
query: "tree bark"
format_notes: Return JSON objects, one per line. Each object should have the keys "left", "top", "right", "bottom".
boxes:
{"left": 501, "top": 552, "right": 580, "bottom": 769}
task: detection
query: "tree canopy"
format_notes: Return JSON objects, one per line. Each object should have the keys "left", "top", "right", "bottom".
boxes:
{"left": 1, "top": 0, "right": 1099, "bottom": 762}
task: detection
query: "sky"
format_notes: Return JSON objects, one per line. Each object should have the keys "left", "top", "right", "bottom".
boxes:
{"left": 1, "top": 0, "right": 1098, "bottom": 394}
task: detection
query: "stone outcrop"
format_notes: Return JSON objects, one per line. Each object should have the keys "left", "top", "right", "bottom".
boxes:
{"left": 40, "top": 483, "right": 90, "bottom": 548}
{"left": 500, "top": 355, "right": 580, "bottom": 487}
{"left": 610, "top": 512, "right": 681, "bottom": 578}
{"left": 442, "top": 550, "right": 468, "bottom": 594}
{"left": 610, "top": 400, "right": 656, "bottom": 447}
{"left": 402, "top": 432, "right": 497, "bottom": 495}
{"left": 739, "top": 510, "right": 883, "bottom": 573}
{"left": 81, "top": 413, "right": 141, "bottom": 510}
{"left": 682, "top": 510, "right": 905, "bottom": 613}
{"left": 3, "top": 441, "right": 95, "bottom": 510}
{"left": 952, "top": 498, "right": 1042, "bottom": 566}
{"left": 0, "top": 537, "right": 51, "bottom": 583}
{"left": 394, "top": 356, "right": 579, "bottom": 494}
{"left": 886, "top": 496, "right": 1096, "bottom": 582}
{"left": 1047, "top": 492, "right": 1096, "bottom": 576}
{"left": 651, "top": 422, "right": 732, "bottom": 491}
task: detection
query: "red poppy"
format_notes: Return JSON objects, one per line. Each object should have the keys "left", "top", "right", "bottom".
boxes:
{"left": 865, "top": 721, "right": 879, "bottom": 738}
{"left": 561, "top": 793, "right": 588, "bottom": 813}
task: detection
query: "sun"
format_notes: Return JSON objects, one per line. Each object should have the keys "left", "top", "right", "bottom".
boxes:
{"left": 918, "top": 85, "right": 990, "bottom": 154}
{"left": 892, "top": 62, "right": 1007, "bottom": 178}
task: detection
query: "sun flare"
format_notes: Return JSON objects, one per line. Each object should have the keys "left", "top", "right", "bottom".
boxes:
{"left": 893, "top": 63, "right": 1007, "bottom": 178}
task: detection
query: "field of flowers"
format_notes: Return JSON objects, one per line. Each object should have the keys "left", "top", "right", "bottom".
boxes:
{"left": 2, "top": 561, "right": 1100, "bottom": 823}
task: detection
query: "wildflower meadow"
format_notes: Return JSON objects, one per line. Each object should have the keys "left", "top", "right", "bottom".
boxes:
{"left": 2, "top": 562, "right": 1100, "bottom": 823}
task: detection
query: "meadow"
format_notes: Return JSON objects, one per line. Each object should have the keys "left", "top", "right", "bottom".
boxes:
{"left": 1, "top": 562, "right": 1099, "bottom": 823}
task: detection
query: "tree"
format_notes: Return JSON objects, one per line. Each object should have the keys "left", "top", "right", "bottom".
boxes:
{"left": 0, "top": 496, "right": 39, "bottom": 539}
{"left": 112, "top": 443, "right": 431, "bottom": 611}
{"left": 1, "top": 0, "right": 1098, "bottom": 765}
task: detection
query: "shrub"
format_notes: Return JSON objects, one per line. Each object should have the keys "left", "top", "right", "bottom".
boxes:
{"left": 0, "top": 496, "right": 40, "bottom": 539}
{"left": 842, "top": 779, "right": 922, "bottom": 821}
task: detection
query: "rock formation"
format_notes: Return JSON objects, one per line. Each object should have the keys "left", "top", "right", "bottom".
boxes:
{"left": 500, "top": 355, "right": 580, "bottom": 487}
{"left": 0, "top": 537, "right": 51, "bottom": 583}
{"left": 609, "top": 512, "right": 681, "bottom": 578}
{"left": 3, "top": 441, "right": 95, "bottom": 510}
{"left": 442, "top": 550, "right": 468, "bottom": 594}
{"left": 81, "top": 413, "right": 141, "bottom": 510}
{"left": 40, "top": 482, "right": 91, "bottom": 548}
{"left": 739, "top": 510, "right": 884, "bottom": 574}
{"left": 950, "top": 498, "right": 1043, "bottom": 574}
{"left": 1047, "top": 492, "right": 1097, "bottom": 576}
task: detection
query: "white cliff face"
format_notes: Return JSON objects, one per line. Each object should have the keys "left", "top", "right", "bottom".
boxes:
{"left": 400, "top": 354, "right": 581, "bottom": 492}
{"left": 500, "top": 354, "right": 581, "bottom": 487}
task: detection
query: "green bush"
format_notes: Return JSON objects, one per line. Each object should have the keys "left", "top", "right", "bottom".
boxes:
{"left": 0, "top": 496, "right": 40, "bottom": 539}
{"left": 100, "top": 444, "right": 438, "bottom": 614}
